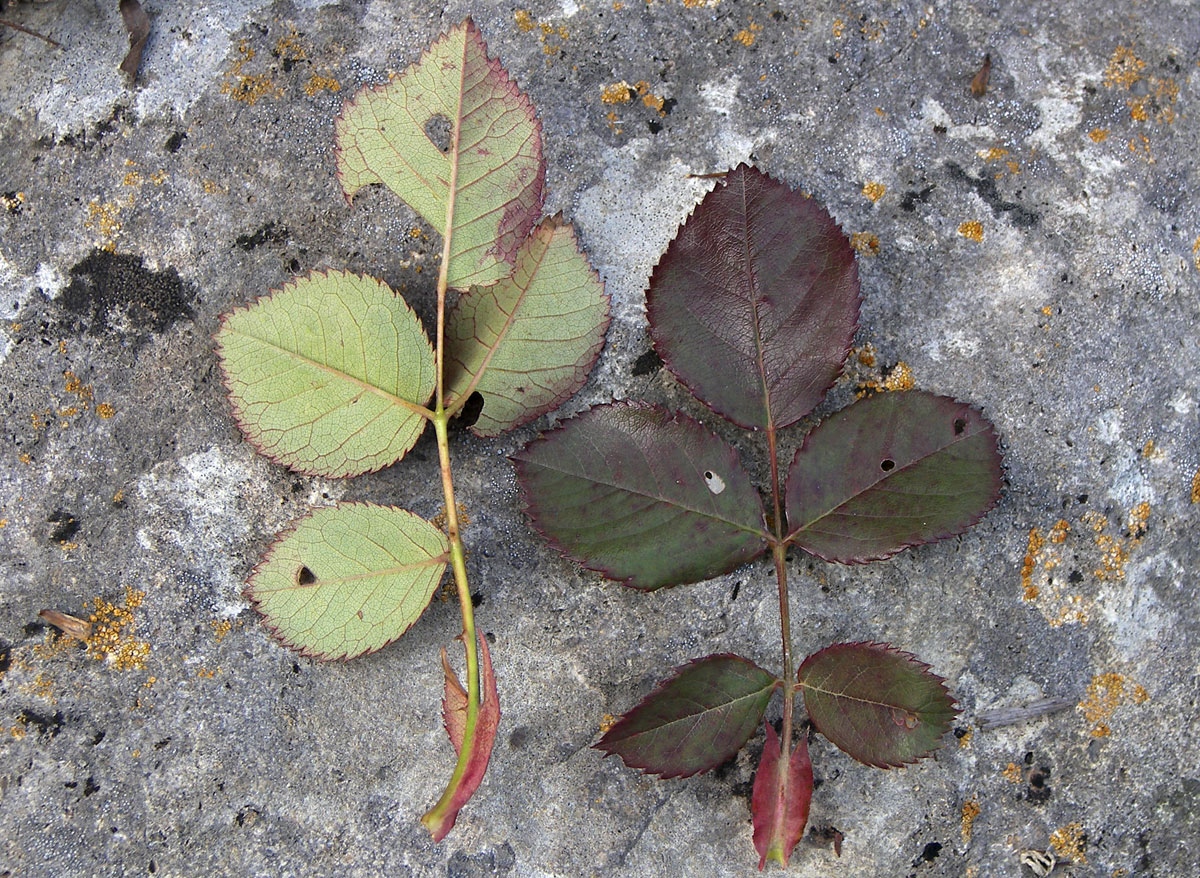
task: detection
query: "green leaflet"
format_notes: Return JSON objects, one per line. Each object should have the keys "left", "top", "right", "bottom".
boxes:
{"left": 216, "top": 270, "right": 435, "bottom": 479}
{"left": 246, "top": 503, "right": 450, "bottom": 661}
{"left": 446, "top": 216, "right": 610, "bottom": 436}
{"left": 335, "top": 19, "right": 544, "bottom": 290}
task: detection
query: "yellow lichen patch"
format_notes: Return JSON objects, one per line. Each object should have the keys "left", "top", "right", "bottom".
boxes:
{"left": 1050, "top": 822, "right": 1087, "bottom": 864}
{"left": 832, "top": 19, "right": 845, "bottom": 38}
{"left": 123, "top": 170, "right": 141, "bottom": 187}
{"left": 85, "top": 200, "right": 122, "bottom": 250}
{"left": 1001, "top": 762, "right": 1022, "bottom": 783}
{"left": 860, "top": 19, "right": 887, "bottom": 40}
{"left": 197, "top": 666, "right": 218, "bottom": 679}
{"left": 979, "top": 147, "right": 1009, "bottom": 161}
{"left": 96, "top": 403, "right": 115, "bottom": 419}
{"left": 1, "top": 191, "right": 26, "bottom": 212}
{"left": 211, "top": 619, "right": 232, "bottom": 642}
{"left": 86, "top": 587, "right": 150, "bottom": 671}
{"left": 961, "top": 798, "right": 980, "bottom": 844}
{"left": 303, "top": 74, "right": 340, "bottom": 96}
{"left": 1089, "top": 128, "right": 1109, "bottom": 143}
{"left": 1126, "top": 501, "right": 1150, "bottom": 539}
{"left": 605, "top": 110, "right": 623, "bottom": 135}
{"left": 957, "top": 729, "right": 973, "bottom": 748}
{"left": 862, "top": 181, "right": 886, "bottom": 203}
{"left": 958, "top": 221, "right": 984, "bottom": 242}
{"left": 850, "top": 232, "right": 880, "bottom": 255}
{"left": 602, "top": 81, "right": 633, "bottom": 104}
{"left": 642, "top": 92, "right": 665, "bottom": 113}
{"left": 1128, "top": 135, "right": 1154, "bottom": 163}
{"left": 855, "top": 344, "right": 876, "bottom": 367}
{"left": 599, "top": 713, "right": 619, "bottom": 733}
{"left": 19, "top": 672, "right": 57, "bottom": 702}
{"left": 1048, "top": 519, "right": 1070, "bottom": 544}
{"left": 221, "top": 41, "right": 282, "bottom": 105}
{"left": 8, "top": 722, "right": 28, "bottom": 740}
{"left": 514, "top": 9, "right": 536, "bottom": 32}
{"left": 883, "top": 361, "right": 914, "bottom": 391}
{"left": 733, "top": 20, "right": 762, "bottom": 47}
{"left": 1079, "top": 673, "right": 1147, "bottom": 737}
{"left": 1103, "top": 45, "right": 1144, "bottom": 90}
{"left": 1193, "top": 236, "right": 1200, "bottom": 275}
{"left": 1191, "top": 468, "right": 1200, "bottom": 503}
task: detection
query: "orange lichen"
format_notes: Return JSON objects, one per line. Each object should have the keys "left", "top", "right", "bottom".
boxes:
{"left": 1001, "top": 762, "right": 1022, "bottom": 783}
{"left": 733, "top": 20, "right": 762, "bottom": 46}
{"left": 1127, "top": 502, "right": 1150, "bottom": 539}
{"left": 86, "top": 587, "right": 150, "bottom": 671}
{"left": 1089, "top": 128, "right": 1109, "bottom": 142}
{"left": 1050, "top": 822, "right": 1087, "bottom": 864}
{"left": 601, "top": 81, "right": 633, "bottom": 104}
{"left": 1191, "top": 468, "right": 1200, "bottom": 503}
{"left": 862, "top": 181, "right": 886, "bottom": 203}
{"left": 1021, "top": 528, "right": 1044, "bottom": 600}
{"left": 850, "top": 232, "right": 880, "bottom": 255}
{"left": 514, "top": 9, "right": 536, "bottom": 32}
{"left": 599, "top": 713, "right": 618, "bottom": 733}
{"left": 856, "top": 344, "right": 876, "bottom": 367}
{"left": 1048, "top": 519, "right": 1070, "bottom": 544}
{"left": 19, "top": 672, "right": 57, "bottom": 702}
{"left": 1079, "top": 673, "right": 1146, "bottom": 737}
{"left": 1103, "top": 45, "right": 1144, "bottom": 89}
{"left": 211, "top": 619, "right": 232, "bottom": 642}
{"left": 1194, "top": 236, "right": 1200, "bottom": 276}
{"left": 1128, "top": 135, "right": 1154, "bottom": 163}
{"left": 957, "top": 729, "right": 973, "bottom": 748}
{"left": 303, "top": 75, "right": 340, "bottom": 96}
{"left": 883, "top": 361, "right": 914, "bottom": 391}
{"left": 961, "top": 798, "right": 980, "bottom": 844}
{"left": 958, "top": 221, "right": 983, "bottom": 242}
{"left": 221, "top": 42, "right": 282, "bottom": 105}
{"left": 96, "top": 403, "right": 115, "bottom": 419}
{"left": 832, "top": 19, "right": 845, "bottom": 38}
{"left": 197, "top": 667, "right": 218, "bottom": 679}
{"left": 979, "top": 147, "right": 1009, "bottom": 161}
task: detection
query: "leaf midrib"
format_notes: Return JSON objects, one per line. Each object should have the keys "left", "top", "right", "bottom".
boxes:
{"left": 226, "top": 327, "right": 432, "bottom": 419}
{"left": 257, "top": 554, "right": 449, "bottom": 594}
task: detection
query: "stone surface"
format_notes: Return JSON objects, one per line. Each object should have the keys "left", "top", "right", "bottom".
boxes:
{"left": 1, "top": 1, "right": 1197, "bottom": 876}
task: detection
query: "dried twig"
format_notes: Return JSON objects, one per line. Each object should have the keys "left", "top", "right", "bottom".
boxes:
{"left": 0, "top": 16, "right": 63, "bottom": 49}
{"left": 976, "top": 696, "right": 1073, "bottom": 730}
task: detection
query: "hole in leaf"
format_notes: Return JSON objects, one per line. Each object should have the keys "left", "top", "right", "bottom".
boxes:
{"left": 424, "top": 114, "right": 452, "bottom": 153}
{"left": 880, "top": 459, "right": 895, "bottom": 472}
{"left": 953, "top": 417, "right": 966, "bottom": 435}
{"left": 296, "top": 566, "right": 316, "bottom": 585}
{"left": 457, "top": 391, "right": 484, "bottom": 429}
{"left": 703, "top": 470, "right": 726, "bottom": 494}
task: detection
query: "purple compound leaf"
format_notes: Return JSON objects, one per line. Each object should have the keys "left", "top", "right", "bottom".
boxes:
{"left": 797, "top": 642, "right": 957, "bottom": 768}
{"left": 596, "top": 654, "right": 779, "bottom": 778}
{"left": 785, "top": 390, "right": 1002, "bottom": 563}
{"left": 513, "top": 402, "right": 769, "bottom": 591}
{"left": 646, "top": 163, "right": 860, "bottom": 430}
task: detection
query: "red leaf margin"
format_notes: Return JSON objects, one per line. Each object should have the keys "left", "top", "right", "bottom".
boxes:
{"left": 751, "top": 723, "right": 813, "bottom": 870}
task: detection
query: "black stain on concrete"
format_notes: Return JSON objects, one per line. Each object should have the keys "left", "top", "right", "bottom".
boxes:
{"left": 47, "top": 510, "right": 80, "bottom": 544}
{"left": 945, "top": 162, "right": 1040, "bottom": 228}
{"left": 235, "top": 221, "right": 288, "bottom": 251}
{"left": 59, "top": 249, "right": 195, "bottom": 338}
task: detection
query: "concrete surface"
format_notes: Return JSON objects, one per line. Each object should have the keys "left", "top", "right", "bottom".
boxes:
{"left": 1, "top": 1, "right": 1198, "bottom": 876}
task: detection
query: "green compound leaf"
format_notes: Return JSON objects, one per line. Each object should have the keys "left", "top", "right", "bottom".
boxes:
{"left": 245, "top": 503, "right": 449, "bottom": 661}
{"left": 751, "top": 724, "right": 813, "bottom": 870}
{"left": 513, "top": 402, "right": 768, "bottom": 591}
{"left": 785, "top": 390, "right": 1002, "bottom": 563}
{"left": 335, "top": 18, "right": 544, "bottom": 290}
{"left": 596, "top": 655, "right": 779, "bottom": 778}
{"left": 797, "top": 642, "right": 957, "bottom": 768}
{"left": 216, "top": 271, "right": 435, "bottom": 479}
{"left": 647, "top": 163, "right": 860, "bottom": 430}
{"left": 446, "top": 216, "right": 610, "bottom": 436}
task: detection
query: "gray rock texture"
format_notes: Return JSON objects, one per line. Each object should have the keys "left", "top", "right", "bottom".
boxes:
{"left": 1, "top": 1, "right": 1198, "bottom": 876}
